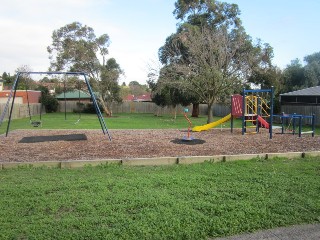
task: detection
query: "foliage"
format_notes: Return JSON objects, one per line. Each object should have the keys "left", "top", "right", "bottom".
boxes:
{"left": 38, "top": 86, "right": 59, "bottom": 113}
{"left": 303, "top": 51, "right": 320, "bottom": 87}
{"left": 157, "top": 0, "right": 274, "bottom": 123}
{"left": 282, "top": 59, "right": 305, "bottom": 93}
{"left": 281, "top": 51, "right": 320, "bottom": 93}
{"left": 1, "top": 72, "right": 15, "bottom": 86}
{"left": 148, "top": 76, "right": 196, "bottom": 117}
{"left": 128, "top": 81, "right": 150, "bottom": 96}
{"left": 0, "top": 158, "right": 319, "bottom": 239}
{"left": 47, "top": 22, "right": 123, "bottom": 116}
{"left": 81, "top": 102, "right": 103, "bottom": 114}
{"left": 248, "top": 66, "right": 284, "bottom": 113}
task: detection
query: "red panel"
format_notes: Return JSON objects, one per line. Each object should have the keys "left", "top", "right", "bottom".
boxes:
{"left": 231, "top": 94, "right": 243, "bottom": 117}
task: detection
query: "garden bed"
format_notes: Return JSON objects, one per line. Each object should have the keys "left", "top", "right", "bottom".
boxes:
{"left": 0, "top": 129, "right": 319, "bottom": 162}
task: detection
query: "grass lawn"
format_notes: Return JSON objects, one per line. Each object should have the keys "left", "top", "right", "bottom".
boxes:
{"left": 0, "top": 157, "right": 319, "bottom": 239}
{"left": 1, "top": 112, "right": 318, "bottom": 135}
{"left": 0, "top": 112, "right": 242, "bottom": 134}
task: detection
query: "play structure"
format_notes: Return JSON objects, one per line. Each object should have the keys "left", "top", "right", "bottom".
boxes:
{"left": 192, "top": 87, "right": 315, "bottom": 139}
{"left": 274, "top": 113, "right": 315, "bottom": 137}
{"left": 0, "top": 71, "right": 112, "bottom": 141}
{"left": 231, "top": 88, "right": 274, "bottom": 138}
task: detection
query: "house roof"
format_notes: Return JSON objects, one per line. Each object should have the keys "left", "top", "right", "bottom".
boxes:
{"left": 124, "top": 94, "right": 135, "bottom": 101}
{"left": 135, "top": 93, "right": 151, "bottom": 102}
{"left": 56, "top": 90, "right": 91, "bottom": 99}
{"left": 280, "top": 86, "right": 320, "bottom": 96}
{"left": 123, "top": 93, "right": 152, "bottom": 102}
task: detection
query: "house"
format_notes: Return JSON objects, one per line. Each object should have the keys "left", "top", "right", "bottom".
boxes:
{"left": 55, "top": 90, "right": 92, "bottom": 102}
{"left": 123, "top": 94, "right": 135, "bottom": 101}
{"left": 0, "top": 77, "right": 3, "bottom": 91}
{"left": 280, "top": 86, "right": 320, "bottom": 105}
{"left": 123, "top": 93, "right": 152, "bottom": 102}
{"left": 280, "top": 86, "right": 320, "bottom": 125}
{"left": 134, "top": 93, "right": 152, "bottom": 102}
{"left": 0, "top": 90, "right": 41, "bottom": 104}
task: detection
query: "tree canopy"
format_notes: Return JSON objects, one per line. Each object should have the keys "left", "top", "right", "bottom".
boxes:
{"left": 156, "top": 0, "right": 274, "bottom": 122}
{"left": 47, "top": 22, "right": 122, "bottom": 116}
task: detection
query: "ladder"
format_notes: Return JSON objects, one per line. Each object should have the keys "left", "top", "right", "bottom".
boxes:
{"left": 0, "top": 75, "right": 19, "bottom": 127}
{"left": 83, "top": 74, "right": 112, "bottom": 141}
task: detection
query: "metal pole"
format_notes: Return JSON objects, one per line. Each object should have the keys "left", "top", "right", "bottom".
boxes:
{"left": 83, "top": 74, "right": 111, "bottom": 141}
{"left": 312, "top": 114, "right": 315, "bottom": 137}
{"left": 270, "top": 86, "right": 274, "bottom": 139}
{"left": 230, "top": 95, "right": 233, "bottom": 133}
{"left": 5, "top": 73, "right": 20, "bottom": 137}
{"left": 242, "top": 88, "right": 245, "bottom": 135}
{"left": 299, "top": 116, "right": 302, "bottom": 137}
{"left": 64, "top": 79, "right": 67, "bottom": 120}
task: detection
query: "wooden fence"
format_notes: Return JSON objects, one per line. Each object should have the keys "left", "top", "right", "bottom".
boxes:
{"left": 1, "top": 101, "right": 230, "bottom": 121}
{"left": 281, "top": 105, "right": 319, "bottom": 125}
{"left": 0, "top": 103, "right": 42, "bottom": 121}
{"left": 58, "top": 101, "right": 231, "bottom": 117}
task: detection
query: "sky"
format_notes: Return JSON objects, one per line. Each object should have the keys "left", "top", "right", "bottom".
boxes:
{"left": 0, "top": 0, "right": 319, "bottom": 85}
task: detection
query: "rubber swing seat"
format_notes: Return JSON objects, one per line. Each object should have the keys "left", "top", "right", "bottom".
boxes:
{"left": 31, "top": 121, "right": 41, "bottom": 127}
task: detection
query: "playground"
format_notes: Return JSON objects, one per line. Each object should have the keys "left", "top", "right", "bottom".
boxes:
{"left": 1, "top": 73, "right": 318, "bottom": 163}
{"left": 0, "top": 128, "right": 318, "bottom": 163}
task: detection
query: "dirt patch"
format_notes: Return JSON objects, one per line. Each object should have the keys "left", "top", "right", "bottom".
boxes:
{"left": 0, "top": 129, "right": 319, "bottom": 162}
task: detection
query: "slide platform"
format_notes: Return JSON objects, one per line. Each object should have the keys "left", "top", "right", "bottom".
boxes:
{"left": 192, "top": 114, "right": 231, "bottom": 132}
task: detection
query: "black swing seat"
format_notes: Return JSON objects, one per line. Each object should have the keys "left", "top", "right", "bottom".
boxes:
{"left": 31, "top": 121, "right": 41, "bottom": 127}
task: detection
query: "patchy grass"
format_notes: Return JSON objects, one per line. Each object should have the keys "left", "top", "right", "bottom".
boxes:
{"left": 0, "top": 157, "right": 319, "bottom": 239}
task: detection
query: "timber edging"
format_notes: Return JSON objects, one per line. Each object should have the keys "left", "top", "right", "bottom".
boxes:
{"left": 1, "top": 151, "right": 320, "bottom": 170}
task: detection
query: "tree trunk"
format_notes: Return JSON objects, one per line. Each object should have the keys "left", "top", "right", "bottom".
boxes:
{"left": 98, "top": 97, "right": 112, "bottom": 117}
{"left": 170, "top": 105, "right": 177, "bottom": 119}
{"left": 191, "top": 103, "right": 199, "bottom": 117}
{"left": 207, "top": 102, "right": 214, "bottom": 123}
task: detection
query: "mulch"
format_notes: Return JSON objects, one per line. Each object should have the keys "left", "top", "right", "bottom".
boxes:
{"left": 0, "top": 129, "right": 319, "bottom": 162}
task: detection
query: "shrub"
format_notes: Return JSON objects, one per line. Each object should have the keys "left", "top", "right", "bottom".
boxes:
{"left": 82, "top": 102, "right": 103, "bottom": 114}
{"left": 40, "top": 94, "right": 59, "bottom": 113}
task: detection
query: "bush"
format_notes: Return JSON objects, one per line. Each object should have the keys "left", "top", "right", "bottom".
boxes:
{"left": 81, "top": 102, "right": 104, "bottom": 114}
{"left": 40, "top": 94, "right": 59, "bottom": 113}
{"left": 73, "top": 102, "right": 85, "bottom": 114}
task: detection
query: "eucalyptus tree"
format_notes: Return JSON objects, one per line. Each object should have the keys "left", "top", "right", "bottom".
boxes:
{"left": 47, "top": 22, "right": 123, "bottom": 116}
{"left": 304, "top": 51, "right": 320, "bottom": 87}
{"left": 158, "top": 0, "right": 273, "bottom": 123}
{"left": 282, "top": 59, "right": 305, "bottom": 93}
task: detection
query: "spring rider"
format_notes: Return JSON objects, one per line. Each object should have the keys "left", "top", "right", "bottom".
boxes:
{"left": 182, "top": 108, "right": 194, "bottom": 141}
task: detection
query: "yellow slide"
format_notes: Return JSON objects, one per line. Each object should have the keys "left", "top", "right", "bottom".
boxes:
{"left": 192, "top": 114, "right": 231, "bottom": 132}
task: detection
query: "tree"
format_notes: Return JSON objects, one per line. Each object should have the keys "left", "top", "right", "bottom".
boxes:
{"left": 304, "top": 51, "right": 320, "bottom": 87}
{"left": 248, "top": 66, "right": 284, "bottom": 113}
{"left": 38, "top": 86, "right": 59, "bottom": 113}
{"left": 282, "top": 59, "right": 305, "bottom": 93}
{"left": 47, "top": 22, "right": 123, "bottom": 116}
{"left": 158, "top": 0, "right": 273, "bottom": 123}
{"left": 98, "top": 58, "right": 123, "bottom": 114}
{"left": 148, "top": 74, "right": 195, "bottom": 118}
{"left": 128, "top": 81, "right": 149, "bottom": 97}
{"left": 2, "top": 72, "right": 15, "bottom": 87}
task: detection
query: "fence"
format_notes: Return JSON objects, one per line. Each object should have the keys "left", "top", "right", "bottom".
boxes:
{"left": 0, "top": 101, "right": 231, "bottom": 122}
{"left": 10, "top": 102, "right": 318, "bottom": 126}
{"left": 58, "top": 101, "right": 231, "bottom": 117}
{"left": 0, "top": 103, "right": 42, "bottom": 121}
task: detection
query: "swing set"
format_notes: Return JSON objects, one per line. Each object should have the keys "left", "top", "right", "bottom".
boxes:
{"left": 0, "top": 71, "right": 112, "bottom": 141}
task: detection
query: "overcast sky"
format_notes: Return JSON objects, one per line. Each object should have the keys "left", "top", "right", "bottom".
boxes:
{"left": 0, "top": 0, "right": 319, "bottom": 84}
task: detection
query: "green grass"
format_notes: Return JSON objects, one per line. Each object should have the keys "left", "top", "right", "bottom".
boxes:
{"left": 0, "top": 157, "right": 319, "bottom": 239}
{"left": 1, "top": 112, "right": 318, "bottom": 135}
{"left": 0, "top": 112, "right": 242, "bottom": 134}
